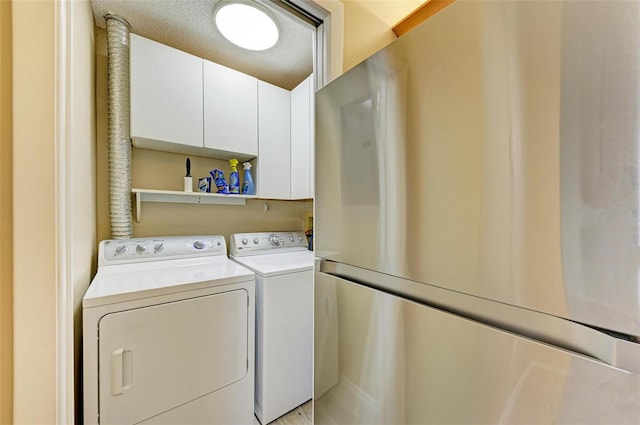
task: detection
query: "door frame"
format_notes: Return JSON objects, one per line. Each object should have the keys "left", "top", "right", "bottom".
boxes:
{"left": 51, "top": 0, "right": 342, "bottom": 423}
{"left": 272, "top": 0, "right": 344, "bottom": 87}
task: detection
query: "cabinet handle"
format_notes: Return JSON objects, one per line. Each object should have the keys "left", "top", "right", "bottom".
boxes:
{"left": 111, "top": 348, "right": 133, "bottom": 395}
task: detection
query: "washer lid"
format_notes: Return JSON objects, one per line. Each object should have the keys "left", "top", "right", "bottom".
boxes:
{"left": 83, "top": 256, "right": 254, "bottom": 308}
{"left": 231, "top": 250, "right": 314, "bottom": 277}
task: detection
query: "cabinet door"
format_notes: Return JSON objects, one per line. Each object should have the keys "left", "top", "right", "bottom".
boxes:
{"left": 258, "top": 81, "right": 291, "bottom": 199}
{"left": 291, "top": 75, "right": 314, "bottom": 199}
{"left": 204, "top": 60, "right": 258, "bottom": 157}
{"left": 130, "top": 34, "right": 203, "bottom": 149}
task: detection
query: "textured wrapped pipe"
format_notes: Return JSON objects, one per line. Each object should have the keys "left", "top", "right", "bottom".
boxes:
{"left": 105, "top": 15, "right": 133, "bottom": 239}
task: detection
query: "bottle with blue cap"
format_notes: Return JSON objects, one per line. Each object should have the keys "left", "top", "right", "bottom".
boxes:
{"left": 241, "top": 162, "right": 256, "bottom": 195}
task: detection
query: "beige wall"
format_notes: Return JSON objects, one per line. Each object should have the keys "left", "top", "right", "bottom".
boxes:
{"left": 95, "top": 28, "right": 312, "bottom": 243}
{"left": 0, "top": 0, "right": 12, "bottom": 423}
{"left": 12, "top": 0, "right": 57, "bottom": 421}
{"left": 353, "top": 0, "right": 424, "bottom": 27}
{"left": 0, "top": 2, "right": 417, "bottom": 423}
{"left": 12, "top": 0, "right": 95, "bottom": 422}
{"left": 342, "top": 0, "right": 424, "bottom": 71}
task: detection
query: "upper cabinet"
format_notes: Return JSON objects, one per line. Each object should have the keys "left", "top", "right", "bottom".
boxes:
{"left": 257, "top": 81, "right": 291, "bottom": 199}
{"left": 291, "top": 75, "right": 314, "bottom": 199}
{"left": 129, "top": 34, "right": 314, "bottom": 199}
{"left": 203, "top": 60, "right": 258, "bottom": 158}
{"left": 130, "top": 35, "right": 257, "bottom": 161}
{"left": 130, "top": 34, "right": 203, "bottom": 151}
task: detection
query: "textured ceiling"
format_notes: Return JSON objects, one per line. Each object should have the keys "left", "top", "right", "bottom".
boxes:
{"left": 91, "top": 0, "right": 314, "bottom": 90}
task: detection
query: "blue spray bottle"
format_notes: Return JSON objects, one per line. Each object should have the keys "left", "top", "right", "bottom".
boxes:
{"left": 241, "top": 162, "right": 256, "bottom": 195}
{"left": 228, "top": 159, "right": 240, "bottom": 194}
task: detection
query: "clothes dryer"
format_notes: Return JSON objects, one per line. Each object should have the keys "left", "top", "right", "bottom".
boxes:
{"left": 229, "top": 231, "right": 313, "bottom": 424}
{"left": 83, "top": 235, "right": 255, "bottom": 425}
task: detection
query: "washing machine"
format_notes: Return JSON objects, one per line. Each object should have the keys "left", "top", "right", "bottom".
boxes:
{"left": 229, "top": 231, "right": 314, "bottom": 424}
{"left": 83, "top": 235, "right": 255, "bottom": 425}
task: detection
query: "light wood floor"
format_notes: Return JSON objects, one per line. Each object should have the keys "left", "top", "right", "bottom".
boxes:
{"left": 253, "top": 400, "right": 312, "bottom": 425}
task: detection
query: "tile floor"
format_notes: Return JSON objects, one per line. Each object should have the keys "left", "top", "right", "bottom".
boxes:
{"left": 253, "top": 400, "right": 312, "bottom": 425}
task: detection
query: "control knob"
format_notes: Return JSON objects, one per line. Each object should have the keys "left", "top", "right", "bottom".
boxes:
{"left": 193, "top": 240, "right": 206, "bottom": 250}
{"left": 289, "top": 236, "right": 295, "bottom": 242}
{"left": 153, "top": 243, "right": 164, "bottom": 253}
{"left": 114, "top": 245, "right": 127, "bottom": 255}
{"left": 242, "top": 238, "right": 248, "bottom": 246}
{"left": 135, "top": 244, "right": 147, "bottom": 255}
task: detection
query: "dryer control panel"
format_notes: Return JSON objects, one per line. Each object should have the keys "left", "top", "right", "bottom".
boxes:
{"left": 99, "top": 235, "right": 226, "bottom": 265}
{"left": 230, "top": 232, "right": 308, "bottom": 256}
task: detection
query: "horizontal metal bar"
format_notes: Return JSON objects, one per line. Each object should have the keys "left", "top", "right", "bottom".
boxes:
{"left": 319, "top": 259, "right": 640, "bottom": 373}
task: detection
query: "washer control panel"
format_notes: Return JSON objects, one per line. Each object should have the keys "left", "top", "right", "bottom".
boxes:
{"left": 100, "top": 235, "right": 226, "bottom": 265}
{"left": 230, "top": 231, "right": 308, "bottom": 256}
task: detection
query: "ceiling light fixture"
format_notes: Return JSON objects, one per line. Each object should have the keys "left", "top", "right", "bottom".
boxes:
{"left": 214, "top": 1, "right": 279, "bottom": 51}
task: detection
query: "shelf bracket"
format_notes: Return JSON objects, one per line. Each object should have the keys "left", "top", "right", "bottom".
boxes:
{"left": 135, "top": 191, "right": 141, "bottom": 223}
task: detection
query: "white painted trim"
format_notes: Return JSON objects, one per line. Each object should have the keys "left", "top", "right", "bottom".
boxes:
{"left": 54, "top": 0, "right": 74, "bottom": 422}
{"left": 288, "top": 0, "right": 344, "bottom": 87}
{"left": 309, "top": 0, "right": 344, "bottom": 83}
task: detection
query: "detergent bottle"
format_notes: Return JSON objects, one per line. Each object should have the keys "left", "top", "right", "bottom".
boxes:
{"left": 241, "top": 162, "right": 256, "bottom": 195}
{"left": 210, "top": 169, "right": 229, "bottom": 194}
{"left": 228, "top": 159, "right": 240, "bottom": 194}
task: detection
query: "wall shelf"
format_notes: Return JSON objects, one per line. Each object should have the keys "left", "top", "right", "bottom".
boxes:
{"left": 132, "top": 188, "right": 257, "bottom": 222}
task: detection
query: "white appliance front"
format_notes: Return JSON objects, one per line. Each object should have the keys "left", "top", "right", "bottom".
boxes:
{"left": 230, "top": 232, "right": 313, "bottom": 424}
{"left": 99, "top": 291, "right": 248, "bottom": 424}
{"left": 83, "top": 235, "right": 255, "bottom": 425}
{"left": 254, "top": 269, "right": 313, "bottom": 424}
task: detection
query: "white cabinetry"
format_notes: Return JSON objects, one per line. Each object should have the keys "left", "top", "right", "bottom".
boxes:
{"left": 204, "top": 60, "right": 258, "bottom": 158}
{"left": 291, "top": 75, "right": 314, "bottom": 199}
{"left": 258, "top": 76, "right": 314, "bottom": 200}
{"left": 258, "top": 81, "right": 291, "bottom": 199}
{"left": 129, "top": 35, "right": 315, "bottom": 204}
{"left": 130, "top": 35, "right": 258, "bottom": 161}
{"left": 130, "top": 34, "right": 203, "bottom": 151}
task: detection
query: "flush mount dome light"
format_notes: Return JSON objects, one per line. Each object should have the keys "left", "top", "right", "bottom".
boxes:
{"left": 214, "top": 1, "right": 279, "bottom": 51}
